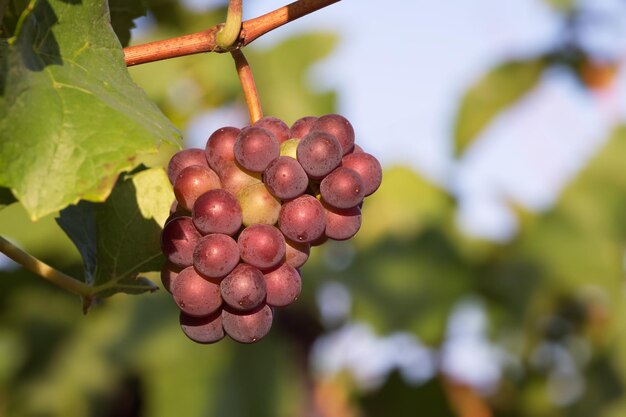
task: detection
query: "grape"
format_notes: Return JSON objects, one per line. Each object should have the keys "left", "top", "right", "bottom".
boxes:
{"left": 174, "top": 165, "right": 221, "bottom": 211}
{"left": 161, "top": 262, "right": 181, "bottom": 293}
{"left": 253, "top": 117, "right": 290, "bottom": 143}
{"left": 234, "top": 127, "right": 280, "bottom": 172}
{"left": 285, "top": 239, "right": 310, "bottom": 268}
{"left": 324, "top": 204, "right": 362, "bottom": 241}
{"left": 279, "top": 138, "right": 299, "bottom": 159}
{"left": 219, "top": 162, "right": 262, "bottom": 196}
{"left": 205, "top": 127, "right": 240, "bottom": 174}
{"left": 352, "top": 144, "right": 364, "bottom": 154}
{"left": 296, "top": 131, "right": 342, "bottom": 180}
{"left": 238, "top": 224, "right": 286, "bottom": 270}
{"left": 290, "top": 116, "right": 317, "bottom": 139}
{"left": 309, "top": 233, "right": 329, "bottom": 247}
{"left": 279, "top": 195, "right": 326, "bottom": 243}
{"left": 222, "top": 304, "right": 273, "bottom": 343}
{"left": 220, "top": 263, "right": 266, "bottom": 311}
{"left": 161, "top": 216, "right": 202, "bottom": 268}
{"left": 311, "top": 114, "right": 355, "bottom": 155}
{"left": 192, "top": 189, "right": 242, "bottom": 236}
{"left": 193, "top": 234, "right": 240, "bottom": 279}
{"left": 167, "top": 148, "right": 209, "bottom": 185}
{"left": 180, "top": 310, "right": 225, "bottom": 344}
{"left": 263, "top": 156, "right": 309, "bottom": 200}
{"left": 341, "top": 152, "right": 383, "bottom": 196}
{"left": 264, "top": 263, "right": 301, "bottom": 307}
{"left": 171, "top": 266, "right": 222, "bottom": 317}
{"left": 237, "top": 182, "right": 281, "bottom": 226}
{"left": 319, "top": 166, "right": 365, "bottom": 209}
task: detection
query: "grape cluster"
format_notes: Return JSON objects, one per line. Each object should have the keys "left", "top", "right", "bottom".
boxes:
{"left": 160, "top": 114, "right": 382, "bottom": 344}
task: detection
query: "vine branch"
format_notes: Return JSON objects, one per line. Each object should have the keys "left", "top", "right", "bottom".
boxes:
{"left": 216, "top": 0, "right": 243, "bottom": 50}
{"left": 124, "top": 0, "right": 341, "bottom": 67}
{"left": 231, "top": 49, "right": 263, "bottom": 124}
{"left": 0, "top": 236, "right": 92, "bottom": 298}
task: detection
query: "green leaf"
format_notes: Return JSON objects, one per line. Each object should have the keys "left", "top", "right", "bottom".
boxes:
{"left": 0, "top": 0, "right": 181, "bottom": 221}
{"left": 454, "top": 57, "right": 547, "bottom": 156}
{"left": 108, "top": 0, "right": 147, "bottom": 47}
{"left": 57, "top": 167, "right": 173, "bottom": 309}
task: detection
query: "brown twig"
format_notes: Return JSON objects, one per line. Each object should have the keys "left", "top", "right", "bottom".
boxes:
{"left": 231, "top": 49, "right": 263, "bottom": 124}
{"left": 124, "top": 0, "right": 341, "bottom": 67}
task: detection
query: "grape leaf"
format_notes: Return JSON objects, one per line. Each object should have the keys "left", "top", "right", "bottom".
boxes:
{"left": 108, "top": 0, "right": 147, "bottom": 47}
{"left": 453, "top": 57, "right": 547, "bottom": 156}
{"left": 0, "top": 0, "right": 181, "bottom": 221}
{"left": 57, "top": 167, "right": 173, "bottom": 311}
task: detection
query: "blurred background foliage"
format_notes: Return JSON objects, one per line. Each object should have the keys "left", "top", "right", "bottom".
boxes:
{"left": 1, "top": 0, "right": 626, "bottom": 416}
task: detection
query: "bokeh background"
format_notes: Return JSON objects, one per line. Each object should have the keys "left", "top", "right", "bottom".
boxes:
{"left": 2, "top": 0, "right": 626, "bottom": 416}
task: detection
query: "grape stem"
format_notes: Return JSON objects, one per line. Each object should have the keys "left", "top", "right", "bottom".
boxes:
{"left": 0, "top": 236, "right": 92, "bottom": 298}
{"left": 231, "top": 49, "right": 263, "bottom": 124}
{"left": 216, "top": 0, "right": 243, "bottom": 50}
{"left": 123, "top": 0, "right": 341, "bottom": 66}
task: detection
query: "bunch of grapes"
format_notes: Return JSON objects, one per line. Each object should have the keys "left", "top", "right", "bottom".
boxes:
{"left": 160, "top": 114, "right": 382, "bottom": 344}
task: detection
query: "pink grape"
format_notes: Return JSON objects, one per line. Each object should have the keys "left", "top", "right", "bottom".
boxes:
{"left": 221, "top": 263, "right": 267, "bottom": 312}
{"left": 219, "top": 162, "right": 262, "bottom": 196}
{"left": 180, "top": 310, "right": 225, "bottom": 344}
{"left": 263, "top": 156, "right": 309, "bottom": 200}
{"left": 296, "top": 131, "right": 342, "bottom": 180}
{"left": 222, "top": 304, "right": 273, "bottom": 343}
{"left": 238, "top": 224, "right": 286, "bottom": 270}
{"left": 192, "top": 189, "right": 242, "bottom": 236}
{"left": 324, "top": 205, "right": 362, "bottom": 241}
{"left": 254, "top": 117, "right": 291, "bottom": 143}
{"left": 167, "top": 148, "right": 209, "bottom": 185}
{"left": 290, "top": 116, "right": 318, "bottom": 139}
{"left": 171, "top": 266, "right": 222, "bottom": 317}
{"left": 205, "top": 126, "right": 240, "bottom": 174}
{"left": 173, "top": 165, "right": 221, "bottom": 211}
{"left": 311, "top": 114, "right": 355, "bottom": 155}
{"left": 285, "top": 239, "right": 310, "bottom": 269}
{"left": 341, "top": 152, "right": 383, "bottom": 196}
{"left": 234, "top": 127, "right": 280, "bottom": 172}
{"left": 193, "top": 234, "right": 240, "bottom": 279}
{"left": 279, "top": 195, "right": 326, "bottom": 243}
{"left": 319, "top": 166, "right": 365, "bottom": 209}
{"left": 161, "top": 216, "right": 202, "bottom": 268}
{"left": 264, "top": 263, "right": 301, "bottom": 307}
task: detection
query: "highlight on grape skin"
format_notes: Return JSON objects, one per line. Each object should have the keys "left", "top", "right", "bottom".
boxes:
{"left": 160, "top": 114, "right": 382, "bottom": 344}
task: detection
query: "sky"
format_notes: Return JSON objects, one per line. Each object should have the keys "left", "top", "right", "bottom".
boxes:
{"left": 179, "top": 0, "right": 626, "bottom": 241}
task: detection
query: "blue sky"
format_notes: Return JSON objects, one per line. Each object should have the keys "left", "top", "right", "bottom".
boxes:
{"left": 181, "top": 0, "right": 626, "bottom": 240}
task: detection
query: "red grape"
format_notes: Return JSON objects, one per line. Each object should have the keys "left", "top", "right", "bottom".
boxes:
{"left": 167, "top": 148, "right": 209, "bottom": 185}
{"left": 324, "top": 204, "right": 362, "bottom": 241}
{"left": 296, "top": 131, "right": 342, "bottom": 180}
{"left": 192, "top": 189, "right": 242, "bottom": 236}
{"left": 279, "top": 195, "right": 326, "bottom": 243}
{"left": 290, "top": 116, "right": 318, "bottom": 139}
{"left": 193, "top": 234, "right": 240, "bottom": 279}
{"left": 264, "top": 263, "right": 301, "bottom": 307}
{"left": 205, "top": 126, "right": 240, "bottom": 174}
{"left": 238, "top": 224, "right": 286, "bottom": 270}
{"left": 319, "top": 166, "right": 365, "bottom": 209}
{"left": 285, "top": 239, "right": 310, "bottom": 268}
{"left": 237, "top": 182, "right": 281, "bottom": 226}
{"left": 341, "top": 152, "right": 382, "bottom": 196}
{"left": 254, "top": 116, "right": 291, "bottom": 143}
{"left": 171, "top": 266, "right": 222, "bottom": 317}
{"left": 311, "top": 114, "right": 355, "bottom": 155}
{"left": 173, "top": 165, "right": 221, "bottom": 211}
{"left": 263, "top": 156, "right": 309, "bottom": 200}
{"left": 221, "top": 263, "right": 266, "bottom": 311}
{"left": 161, "top": 216, "right": 202, "bottom": 268}
{"left": 180, "top": 310, "right": 225, "bottom": 344}
{"left": 222, "top": 304, "right": 273, "bottom": 343}
{"left": 234, "top": 127, "right": 280, "bottom": 172}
